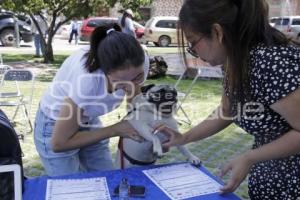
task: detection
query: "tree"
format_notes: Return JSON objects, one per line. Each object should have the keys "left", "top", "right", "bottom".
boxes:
{"left": 109, "top": 0, "right": 152, "bottom": 12}
{"left": 1, "top": 0, "right": 152, "bottom": 63}
{"left": 114, "top": 0, "right": 152, "bottom": 21}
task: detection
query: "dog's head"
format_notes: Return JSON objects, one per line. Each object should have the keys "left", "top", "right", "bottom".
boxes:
{"left": 141, "top": 84, "right": 177, "bottom": 115}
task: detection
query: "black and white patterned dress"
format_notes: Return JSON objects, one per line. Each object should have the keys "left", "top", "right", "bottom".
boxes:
{"left": 232, "top": 44, "right": 300, "bottom": 199}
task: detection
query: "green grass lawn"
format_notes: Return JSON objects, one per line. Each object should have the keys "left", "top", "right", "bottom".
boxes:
{"left": 2, "top": 53, "right": 253, "bottom": 199}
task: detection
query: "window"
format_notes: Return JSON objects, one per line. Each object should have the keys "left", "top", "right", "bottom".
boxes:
{"left": 292, "top": 18, "right": 300, "bottom": 25}
{"left": 87, "top": 19, "right": 117, "bottom": 28}
{"left": 87, "top": 20, "right": 99, "bottom": 27}
{"left": 270, "top": 18, "right": 290, "bottom": 25}
{"left": 145, "top": 18, "right": 154, "bottom": 28}
{"left": 155, "top": 20, "right": 177, "bottom": 29}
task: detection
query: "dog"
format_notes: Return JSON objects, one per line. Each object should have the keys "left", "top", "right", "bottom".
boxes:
{"left": 115, "top": 84, "right": 201, "bottom": 169}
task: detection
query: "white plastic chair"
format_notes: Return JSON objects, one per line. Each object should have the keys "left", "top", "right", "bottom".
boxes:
{"left": 174, "top": 68, "right": 202, "bottom": 125}
{"left": 0, "top": 54, "right": 13, "bottom": 84}
{"left": 0, "top": 164, "right": 22, "bottom": 200}
{"left": 0, "top": 69, "right": 35, "bottom": 133}
{"left": 0, "top": 65, "right": 12, "bottom": 84}
{"left": 174, "top": 64, "right": 224, "bottom": 125}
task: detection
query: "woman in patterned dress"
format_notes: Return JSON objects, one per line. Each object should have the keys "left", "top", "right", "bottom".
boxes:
{"left": 156, "top": 0, "right": 300, "bottom": 199}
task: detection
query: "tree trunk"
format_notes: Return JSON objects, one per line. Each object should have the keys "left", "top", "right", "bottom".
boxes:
{"left": 43, "top": 34, "right": 54, "bottom": 63}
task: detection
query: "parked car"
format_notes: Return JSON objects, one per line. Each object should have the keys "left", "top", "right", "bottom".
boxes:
{"left": 144, "top": 16, "right": 178, "bottom": 47}
{"left": 0, "top": 11, "right": 33, "bottom": 46}
{"left": 80, "top": 17, "right": 145, "bottom": 42}
{"left": 270, "top": 16, "right": 300, "bottom": 39}
{"left": 80, "top": 17, "right": 117, "bottom": 41}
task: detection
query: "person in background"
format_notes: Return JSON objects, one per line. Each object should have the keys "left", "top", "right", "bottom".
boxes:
{"left": 31, "top": 13, "right": 48, "bottom": 58}
{"left": 156, "top": 0, "right": 300, "bottom": 199}
{"left": 120, "top": 9, "right": 136, "bottom": 38}
{"left": 68, "top": 18, "right": 79, "bottom": 45}
{"left": 34, "top": 23, "right": 149, "bottom": 176}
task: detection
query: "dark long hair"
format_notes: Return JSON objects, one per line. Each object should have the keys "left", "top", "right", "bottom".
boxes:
{"left": 178, "top": 0, "right": 297, "bottom": 111}
{"left": 84, "top": 23, "right": 144, "bottom": 74}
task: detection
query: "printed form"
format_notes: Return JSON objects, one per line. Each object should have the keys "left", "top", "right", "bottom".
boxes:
{"left": 143, "top": 163, "right": 222, "bottom": 200}
{"left": 46, "top": 177, "right": 111, "bottom": 200}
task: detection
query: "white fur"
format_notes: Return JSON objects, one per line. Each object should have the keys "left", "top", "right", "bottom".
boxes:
{"left": 116, "top": 88, "right": 201, "bottom": 169}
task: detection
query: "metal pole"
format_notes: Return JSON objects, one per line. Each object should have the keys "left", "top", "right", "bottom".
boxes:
{"left": 14, "top": 16, "right": 20, "bottom": 48}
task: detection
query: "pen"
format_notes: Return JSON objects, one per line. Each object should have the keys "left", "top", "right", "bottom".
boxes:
{"left": 153, "top": 129, "right": 159, "bottom": 135}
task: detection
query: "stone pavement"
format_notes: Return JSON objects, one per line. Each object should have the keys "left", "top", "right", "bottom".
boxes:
{"left": 1, "top": 37, "right": 89, "bottom": 53}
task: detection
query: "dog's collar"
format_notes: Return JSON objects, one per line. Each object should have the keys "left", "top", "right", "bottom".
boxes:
{"left": 121, "top": 148, "right": 157, "bottom": 166}
{"left": 118, "top": 141, "right": 157, "bottom": 166}
{"left": 122, "top": 107, "right": 137, "bottom": 120}
{"left": 127, "top": 107, "right": 137, "bottom": 115}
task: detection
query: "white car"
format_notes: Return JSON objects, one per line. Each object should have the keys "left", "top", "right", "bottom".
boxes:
{"left": 270, "top": 16, "right": 300, "bottom": 39}
{"left": 144, "top": 16, "right": 178, "bottom": 47}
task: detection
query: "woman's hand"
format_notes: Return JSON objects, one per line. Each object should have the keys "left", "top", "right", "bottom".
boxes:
{"left": 219, "top": 152, "right": 255, "bottom": 193}
{"left": 153, "top": 124, "right": 185, "bottom": 148}
{"left": 112, "top": 120, "right": 144, "bottom": 142}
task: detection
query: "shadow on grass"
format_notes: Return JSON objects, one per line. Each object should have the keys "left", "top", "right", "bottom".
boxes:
{"left": 35, "top": 68, "right": 58, "bottom": 82}
{"left": 2, "top": 54, "right": 68, "bottom": 69}
{"left": 2, "top": 53, "right": 68, "bottom": 82}
{"left": 2, "top": 54, "right": 36, "bottom": 62}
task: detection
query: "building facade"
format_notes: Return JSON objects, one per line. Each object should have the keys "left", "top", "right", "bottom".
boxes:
{"left": 150, "top": 0, "right": 183, "bottom": 17}
{"left": 145, "top": 0, "right": 300, "bottom": 18}
{"left": 267, "top": 0, "right": 300, "bottom": 17}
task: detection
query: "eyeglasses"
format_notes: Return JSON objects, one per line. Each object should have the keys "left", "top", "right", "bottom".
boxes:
{"left": 186, "top": 36, "right": 204, "bottom": 58}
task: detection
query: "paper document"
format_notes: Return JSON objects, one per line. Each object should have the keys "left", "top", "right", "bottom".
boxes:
{"left": 46, "top": 177, "right": 111, "bottom": 200}
{"left": 143, "top": 163, "right": 222, "bottom": 200}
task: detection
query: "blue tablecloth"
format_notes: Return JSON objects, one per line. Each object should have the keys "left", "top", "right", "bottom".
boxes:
{"left": 23, "top": 163, "right": 241, "bottom": 200}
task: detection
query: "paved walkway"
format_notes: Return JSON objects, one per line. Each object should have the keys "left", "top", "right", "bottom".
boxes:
{"left": 1, "top": 37, "right": 89, "bottom": 53}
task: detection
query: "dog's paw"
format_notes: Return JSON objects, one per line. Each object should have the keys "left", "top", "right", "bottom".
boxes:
{"left": 153, "top": 148, "right": 163, "bottom": 158}
{"left": 153, "top": 151, "right": 164, "bottom": 159}
{"left": 153, "top": 143, "right": 163, "bottom": 157}
{"left": 187, "top": 155, "right": 202, "bottom": 167}
{"left": 152, "top": 137, "right": 163, "bottom": 157}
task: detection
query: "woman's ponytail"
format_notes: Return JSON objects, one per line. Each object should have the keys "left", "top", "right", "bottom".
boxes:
{"left": 234, "top": 0, "right": 270, "bottom": 47}
{"left": 84, "top": 23, "right": 122, "bottom": 73}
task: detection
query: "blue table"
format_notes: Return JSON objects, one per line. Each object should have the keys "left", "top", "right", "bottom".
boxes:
{"left": 23, "top": 163, "right": 241, "bottom": 200}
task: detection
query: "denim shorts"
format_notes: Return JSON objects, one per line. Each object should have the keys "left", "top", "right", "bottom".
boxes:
{"left": 34, "top": 107, "right": 114, "bottom": 176}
